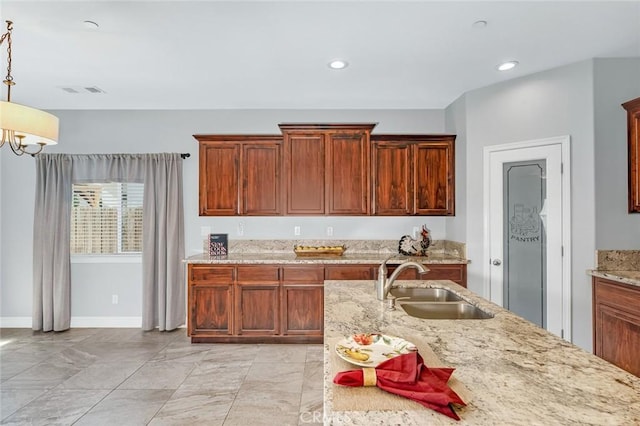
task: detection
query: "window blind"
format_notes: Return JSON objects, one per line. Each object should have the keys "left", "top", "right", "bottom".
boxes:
{"left": 71, "top": 182, "right": 144, "bottom": 254}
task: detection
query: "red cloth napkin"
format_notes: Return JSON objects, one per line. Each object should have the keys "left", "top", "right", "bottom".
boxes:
{"left": 333, "top": 351, "right": 466, "bottom": 420}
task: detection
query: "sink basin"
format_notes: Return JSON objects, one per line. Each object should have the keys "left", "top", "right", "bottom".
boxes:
{"left": 390, "top": 287, "right": 463, "bottom": 302}
{"left": 399, "top": 301, "right": 494, "bottom": 320}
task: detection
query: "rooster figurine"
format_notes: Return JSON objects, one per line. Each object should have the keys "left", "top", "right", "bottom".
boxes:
{"left": 398, "top": 225, "right": 432, "bottom": 256}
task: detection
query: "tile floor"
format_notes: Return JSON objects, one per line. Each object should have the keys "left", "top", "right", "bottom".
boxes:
{"left": 0, "top": 328, "right": 324, "bottom": 425}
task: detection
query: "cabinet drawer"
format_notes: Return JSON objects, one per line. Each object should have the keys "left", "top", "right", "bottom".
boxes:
{"left": 594, "top": 278, "right": 640, "bottom": 315}
{"left": 425, "top": 264, "right": 465, "bottom": 282}
{"left": 189, "top": 265, "right": 234, "bottom": 283}
{"left": 237, "top": 265, "right": 280, "bottom": 282}
{"left": 325, "top": 265, "right": 374, "bottom": 280}
{"left": 282, "top": 266, "right": 325, "bottom": 282}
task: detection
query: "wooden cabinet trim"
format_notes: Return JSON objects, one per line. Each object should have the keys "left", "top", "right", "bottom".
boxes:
{"left": 279, "top": 123, "right": 377, "bottom": 132}
{"left": 623, "top": 97, "right": 640, "bottom": 213}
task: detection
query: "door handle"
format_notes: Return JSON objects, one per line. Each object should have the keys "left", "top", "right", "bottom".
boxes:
{"left": 492, "top": 259, "right": 502, "bottom": 266}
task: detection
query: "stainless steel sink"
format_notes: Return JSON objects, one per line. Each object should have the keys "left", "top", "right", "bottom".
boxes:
{"left": 398, "top": 301, "right": 494, "bottom": 319}
{"left": 390, "top": 287, "right": 463, "bottom": 302}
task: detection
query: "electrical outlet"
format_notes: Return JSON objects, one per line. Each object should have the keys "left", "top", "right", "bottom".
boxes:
{"left": 237, "top": 221, "right": 244, "bottom": 236}
{"left": 327, "top": 226, "right": 334, "bottom": 236}
{"left": 294, "top": 226, "right": 301, "bottom": 236}
{"left": 112, "top": 294, "right": 118, "bottom": 305}
{"left": 201, "top": 226, "right": 211, "bottom": 237}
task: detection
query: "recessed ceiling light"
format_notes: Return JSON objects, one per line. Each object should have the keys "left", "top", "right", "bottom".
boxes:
{"left": 83, "top": 20, "right": 99, "bottom": 30}
{"left": 497, "top": 61, "right": 519, "bottom": 71}
{"left": 472, "top": 20, "right": 488, "bottom": 28}
{"left": 328, "top": 59, "right": 348, "bottom": 70}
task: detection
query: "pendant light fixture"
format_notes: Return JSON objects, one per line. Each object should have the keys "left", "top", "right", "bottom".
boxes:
{"left": 0, "top": 20, "right": 59, "bottom": 157}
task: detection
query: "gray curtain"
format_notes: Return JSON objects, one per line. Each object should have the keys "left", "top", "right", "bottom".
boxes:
{"left": 33, "top": 153, "right": 185, "bottom": 332}
{"left": 33, "top": 155, "right": 73, "bottom": 331}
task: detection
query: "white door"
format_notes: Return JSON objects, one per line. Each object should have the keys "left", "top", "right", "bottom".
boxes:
{"left": 483, "top": 136, "right": 571, "bottom": 341}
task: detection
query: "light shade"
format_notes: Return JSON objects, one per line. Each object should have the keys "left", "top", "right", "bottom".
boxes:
{"left": 0, "top": 101, "right": 59, "bottom": 145}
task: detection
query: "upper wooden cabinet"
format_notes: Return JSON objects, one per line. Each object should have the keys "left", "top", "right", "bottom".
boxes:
{"left": 196, "top": 135, "right": 282, "bottom": 216}
{"left": 623, "top": 97, "right": 640, "bottom": 213}
{"left": 195, "top": 126, "right": 456, "bottom": 216}
{"left": 372, "top": 135, "right": 455, "bottom": 216}
{"left": 280, "top": 123, "right": 375, "bottom": 215}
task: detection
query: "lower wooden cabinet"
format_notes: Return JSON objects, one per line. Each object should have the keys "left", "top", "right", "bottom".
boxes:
{"left": 592, "top": 277, "right": 640, "bottom": 377}
{"left": 282, "top": 266, "right": 324, "bottom": 336}
{"left": 235, "top": 266, "right": 280, "bottom": 336}
{"left": 188, "top": 265, "right": 234, "bottom": 336}
{"left": 188, "top": 262, "right": 467, "bottom": 343}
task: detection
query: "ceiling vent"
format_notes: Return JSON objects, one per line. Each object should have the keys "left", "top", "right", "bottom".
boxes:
{"left": 59, "top": 86, "right": 106, "bottom": 94}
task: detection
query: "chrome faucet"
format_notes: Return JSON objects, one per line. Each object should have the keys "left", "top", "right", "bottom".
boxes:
{"left": 376, "top": 256, "right": 429, "bottom": 301}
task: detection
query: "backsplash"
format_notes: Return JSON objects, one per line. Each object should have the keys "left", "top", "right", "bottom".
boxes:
{"left": 596, "top": 250, "right": 640, "bottom": 271}
{"left": 202, "top": 239, "right": 465, "bottom": 258}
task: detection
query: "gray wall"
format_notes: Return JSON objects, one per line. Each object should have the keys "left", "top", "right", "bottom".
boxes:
{"left": 0, "top": 109, "right": 447, "bottom": 323}
{"left": 446, "top": 60, "right": 597, "bottom": 350}
{"left": 593, "top": 58, "right": 640, "bottom": 248}
{"left": 444, "top": 93, "right": 467, "bottom": 245}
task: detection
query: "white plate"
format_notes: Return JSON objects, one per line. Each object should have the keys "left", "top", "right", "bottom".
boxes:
{"left": 335, "top": 333, "right": 417, "bottom": 367}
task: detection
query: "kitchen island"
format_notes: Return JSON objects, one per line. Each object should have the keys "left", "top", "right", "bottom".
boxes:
{"left": 324, "top": 279, "right": 640, "bottom": 425}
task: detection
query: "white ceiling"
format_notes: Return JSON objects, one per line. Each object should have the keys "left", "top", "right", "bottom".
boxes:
{"left": 2, "top": 1, "right": 639, "bottom": 110}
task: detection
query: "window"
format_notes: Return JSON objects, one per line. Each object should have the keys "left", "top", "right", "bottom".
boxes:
{"left": 71, "top": 182, "right": 144, "bottom": 255}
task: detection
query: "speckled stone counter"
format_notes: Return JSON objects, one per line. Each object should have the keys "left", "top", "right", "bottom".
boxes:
{"left": 587, "top": 249, "right": 640, "bottom": 287}
{"left": 185, "top": 252, "right": 466, "bottom": 265}
{"left": 324, "top": 280, "right": 640, "bottom": 425}
{"left": 186, "top": 239, "right": 468, "bottom": 265}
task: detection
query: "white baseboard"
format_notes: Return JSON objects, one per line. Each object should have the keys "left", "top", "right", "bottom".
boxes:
{"left": 0, "top": 316, "right": 143, "bottom": 328}
{"left": 71, "top": 317, "right": 142, "bottom": 327}
{"left": 0, "top": 317, "right": 31, "bottom": 328}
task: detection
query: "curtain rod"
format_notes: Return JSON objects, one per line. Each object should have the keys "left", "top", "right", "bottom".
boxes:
{"left": 180, "top": 153, "right": 190, "bottom": 159}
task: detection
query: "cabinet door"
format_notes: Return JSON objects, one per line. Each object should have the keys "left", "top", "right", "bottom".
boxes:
{"left": 241, "top": 143, "right": 282, "bottom": 215}
{"left": 235, "top": 266, "right": 280, "bottom": 335}
{"left": 414, "top": 141, "right": 455, "bottom": 215}
{"left": 281, "top": 266, "right": 324, "bottom": 335}
{"left": 235, "top": 284, "right": 280, "bottom": 335}
{"left": 188, "top": 265, "right": 235, "bottom": 336}
{"left": 190, "top": 285, "right": 234, "bottom": 336}
{"left": 281, "top": 285, "right": 324, "bottom": 336}
{"left": 199, "top": 142, "right": 240, "bottom": 216}
{"left": 593, "top": 278, "right": 640, "bottom": 376}
{"left": 284, "top": 134, "right": 325, "bottom": 214}
{"left": 372, "top": 142, "right": 412, "bottom": 215}
{"left": 327, "top": 131, "right": 370, "bottom": 215}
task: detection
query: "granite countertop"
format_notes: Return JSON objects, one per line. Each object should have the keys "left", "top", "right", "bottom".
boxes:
{"left": 185, "top": 252, "right": 468, "bottom": 265}
{"left": 324, "top": 280, "right": 640, "bottom": 425}
{"left": 587, "top": 249, "right": 640, "bottom": 287}
{"left": 587, "top": 269, "right": 640, "bottom": 287}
